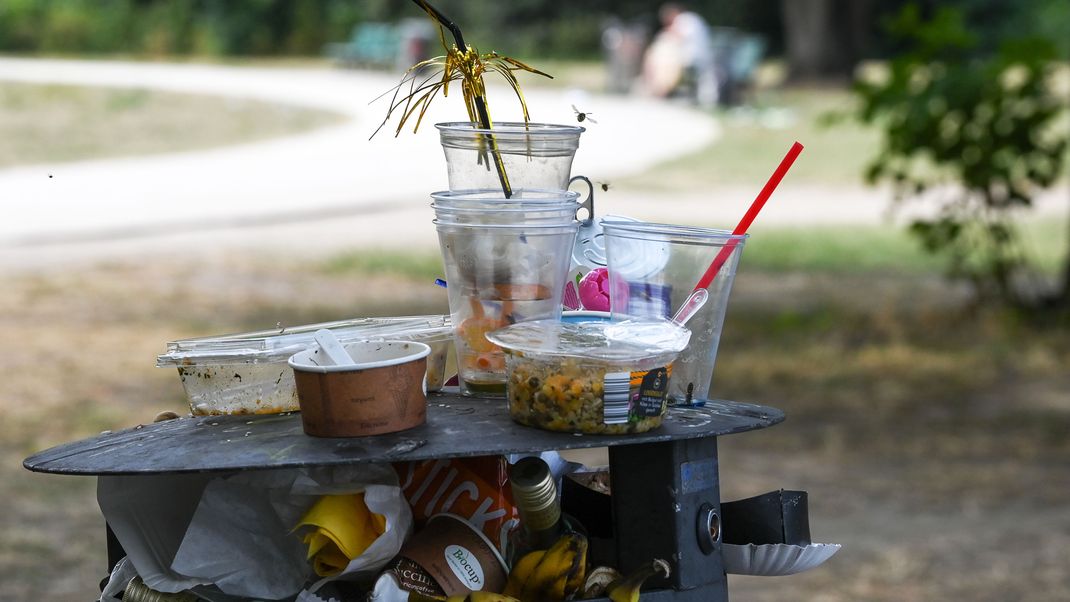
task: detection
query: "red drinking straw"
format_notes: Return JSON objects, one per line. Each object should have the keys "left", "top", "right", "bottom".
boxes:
{"left": 692, "top": 141, "right": 804, "bottom": 292}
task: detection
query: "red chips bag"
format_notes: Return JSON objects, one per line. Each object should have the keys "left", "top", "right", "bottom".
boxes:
{"left": 395, "top": 457, "right": 519, "bottom": 554}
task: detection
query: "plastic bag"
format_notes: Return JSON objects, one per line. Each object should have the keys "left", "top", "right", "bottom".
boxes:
{"left": 99, "top": 464, "right": 412, "bottom": 600}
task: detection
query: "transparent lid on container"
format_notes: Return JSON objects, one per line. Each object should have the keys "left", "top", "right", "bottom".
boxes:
{"left": 486, "top": 318, "right": 690, "bottom": 363}
{"left": 157, "top": 315, "right": 451, "bottom": 366}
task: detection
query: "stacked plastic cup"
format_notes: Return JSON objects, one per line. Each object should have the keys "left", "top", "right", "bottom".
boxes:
{"left": 432, "top": 189, "right": 584, "bottom": 225}
{"left": 436, "top": 122, "right": 585, "bottom": 191}
{"left": 433, "top": 189, "right": 581, "bottom": 397}
{"left": 432, "top": 122, "right": 587, "bottom": 397}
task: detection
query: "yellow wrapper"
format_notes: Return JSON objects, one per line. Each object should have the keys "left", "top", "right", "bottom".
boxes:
{"left": 294, "top": 493, "right": 387, "bottom": 577}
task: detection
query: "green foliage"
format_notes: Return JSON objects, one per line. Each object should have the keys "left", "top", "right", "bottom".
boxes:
{"left": 851, "top": 3, "right": 1070, "bottom": 307}
{"left": 0, "top": 0, "right": 370, "bottom": 57}
{"left": 0, "top": 0, "right": 777, "bottom": 60}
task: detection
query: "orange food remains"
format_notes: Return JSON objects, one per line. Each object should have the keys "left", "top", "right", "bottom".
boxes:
{"left": 494, "top": 283, "right": 551, "bottom": 301}
{"left": 474, "top": 352, "right": 505, "bottom": 372}
{"left": 458, "top": 316, "right": 505, "bottom": 353}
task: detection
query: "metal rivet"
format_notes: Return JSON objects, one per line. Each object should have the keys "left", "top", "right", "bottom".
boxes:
{"left": 697, "top": 503, "right": 719, "bottom": 554}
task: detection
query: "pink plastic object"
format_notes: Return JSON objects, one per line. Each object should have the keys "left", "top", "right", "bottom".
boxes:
{"left": 562, "top": 280, "right": 582, "bottom": 310}
{"left": 578, "top": 268, "right": 612, "bottom": 311}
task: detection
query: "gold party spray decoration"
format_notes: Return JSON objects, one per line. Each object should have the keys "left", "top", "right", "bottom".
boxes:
{"left": 373, "top": 0, "right": 553, "bottom": 197}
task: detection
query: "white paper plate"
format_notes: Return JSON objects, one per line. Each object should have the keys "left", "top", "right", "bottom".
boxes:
{"left": 722, "top": 542, "right": 841, "bottom": 576}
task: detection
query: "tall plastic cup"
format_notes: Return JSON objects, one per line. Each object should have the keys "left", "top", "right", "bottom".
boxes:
{"left": 601, "top": 220, "right": 747, "bottom": 405}
{"left": 431, "top": 189, "right": 582, "bottom": 225}
{"left": 435, "top": 218, "right": 580, "bottom": 397}
{"left": 436, "top": 122, "right": 584, "bottom": 191}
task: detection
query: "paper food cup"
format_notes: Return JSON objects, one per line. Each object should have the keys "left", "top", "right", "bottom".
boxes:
{"left": 387, "top": 513, "right": 508, "bottom": 597}
{"left": 289, "top": 340, "right": 430, "bottom": 437}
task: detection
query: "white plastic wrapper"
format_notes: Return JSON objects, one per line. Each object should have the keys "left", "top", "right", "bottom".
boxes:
{"left": 98, "top": 465, "right": 412, "bottom": 600}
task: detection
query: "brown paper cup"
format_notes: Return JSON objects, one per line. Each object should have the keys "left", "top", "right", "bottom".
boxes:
{"left": 289, "top": 341, "right": 430, "bottom": 437}
{"left": 391, "top": 514, "right": 508, "bottom": 596}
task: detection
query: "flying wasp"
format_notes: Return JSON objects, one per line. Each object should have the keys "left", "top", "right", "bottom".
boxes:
{"left": 597, "top": 181, "right": 611, "bottom": 192}
{"left": 572, "top": 104, "right": 597, "bottom": 124}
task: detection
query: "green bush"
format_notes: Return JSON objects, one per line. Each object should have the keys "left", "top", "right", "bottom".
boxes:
{"left": 849, "top": 4, "right": 1069, "bottom": 308}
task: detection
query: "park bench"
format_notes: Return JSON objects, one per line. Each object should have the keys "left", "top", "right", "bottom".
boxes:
{"left": 326, "top": 19, "right": 435, "bottom": 72}
{"left": 326, "top": 22, "right": 402, "bottom": 69}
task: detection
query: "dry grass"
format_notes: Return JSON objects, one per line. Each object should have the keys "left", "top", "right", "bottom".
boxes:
{"left": 3, "top": 254, "right": 1068, "bottom": 600}
{"left": 618, "top": 87, "right": 881, "bottom": 188}
{"left": 3, "top": 74, "right": 1068, "bottom": 600}
{"left": 0, "top": 82, "right": 341, "bottom": 167}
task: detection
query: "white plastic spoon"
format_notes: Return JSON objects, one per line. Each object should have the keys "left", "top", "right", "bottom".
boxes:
{"left": 671, "top": 288, "right": 709, "bottom": 326}
{"left": 313, "top": 329, "right": 355, "bottom": 367}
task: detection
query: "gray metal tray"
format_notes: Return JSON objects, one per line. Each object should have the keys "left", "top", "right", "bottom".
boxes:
{"left": 23, "top": 392, "right": 783, "bottom": 476}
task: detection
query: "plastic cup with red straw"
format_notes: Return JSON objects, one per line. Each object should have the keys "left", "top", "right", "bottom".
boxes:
{"left": 692, "top": 141, "right": 804, "bottom": 292}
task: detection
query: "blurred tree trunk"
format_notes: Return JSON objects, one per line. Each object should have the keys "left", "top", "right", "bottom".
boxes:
{"left": 1061, "top": 205, "right": 1070, "bottom": 306}
{"left": 781, "top": 0, "right": 872, "bottom": 80}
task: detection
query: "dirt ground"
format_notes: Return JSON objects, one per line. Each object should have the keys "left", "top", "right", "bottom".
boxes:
{"left": 2, "top": 248, "right": 1068, "bottom": 601}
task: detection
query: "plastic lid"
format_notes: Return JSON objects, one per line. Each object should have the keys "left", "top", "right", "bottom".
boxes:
{"left": 157, "top": 315, "right": 450, "bottom": 366}
{"left": 573, "top": 214, "right": 639, "bottom": 269}
{"left": 485, "top": 319, "right": 690, "bottom": 363}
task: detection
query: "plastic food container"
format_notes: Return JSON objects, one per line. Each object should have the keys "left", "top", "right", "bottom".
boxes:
{"left": 486, "top": 319, "right": 690, "bottom": 434}
{"left": 289, "top": 340, "right": 430, "bottom": 437}
{"left": 157, "top": 316, "right": 451, "bottom": 416}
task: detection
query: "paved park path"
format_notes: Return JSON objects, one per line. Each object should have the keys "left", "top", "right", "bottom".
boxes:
{"left": 0, "top": 58, "right": 720, "bottom": 266}
{"left": 0, "top": 58, "right": 1064, "bottom": 270}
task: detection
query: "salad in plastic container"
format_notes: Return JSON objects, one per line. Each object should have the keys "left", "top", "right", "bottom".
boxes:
{"left": 486, "top": 319, "right": 690, "bottom": 434}
{"left": 157, "top": 315, "right": 452, "bottom": 416}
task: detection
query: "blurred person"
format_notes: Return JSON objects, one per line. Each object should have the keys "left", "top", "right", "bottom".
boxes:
{"left": 602, "top": 17, "right": 650, "bottom": 94}
{"left": 640, "top": 3, "right": 718, "bottom": 107}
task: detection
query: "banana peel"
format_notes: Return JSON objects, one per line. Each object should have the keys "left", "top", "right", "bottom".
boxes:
{"left": 503, "top": 533, "right": 588, "bottom": 602}
{"left": 581, "top": 566, "right": 623, "bottom": 599}
{"left": 503, "top": 549, "right": 545, "bottom": 597}
{"left": 605, "top": 559, "right": 671, "bottom": 602}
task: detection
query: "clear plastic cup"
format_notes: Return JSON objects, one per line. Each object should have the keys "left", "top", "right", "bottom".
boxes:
{"left": 432, "top": 189, "right": 581, "bottom": 225}
{"left": 432, "top": 207, "right": 579, "bottom": 225}
{"left": 437, "top": 122, "right": 584, "bottom": 191}
{"left": 601, "top": 220, "right": 747, "bottom": 405}
{"left": 436, "top": 220, "right": 580, "bottom": 397}
{"left": 432, "top": 189, "right": 582, "bottom": 207}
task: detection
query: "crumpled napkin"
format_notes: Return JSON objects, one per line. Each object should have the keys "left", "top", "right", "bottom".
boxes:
{"left": 294, "top": 493, "right": 387, "bottom": 577}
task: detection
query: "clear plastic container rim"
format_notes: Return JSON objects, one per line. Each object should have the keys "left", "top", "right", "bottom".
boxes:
{"left": 601, "top": 219, "right": 750, "bottom": 245}
{"left": 486, "top": 318, "right": 690, "bottom": 362}
{"left": 433, "top": 216, "right": 578, "bottom": 226}
{"left": 435, "top": 121, "right": 585, "bottom": 139}
{"left": 156, "top": 317, "right": 452, "bottom": 366}
{"left": 431, "top": 204, "right": 579, "bottom": 215}
{"left": 431, "top": 189, "right": 581, "bottom": 203}
{"left": 433, "top": 219, "right": 580, "bottom": 231}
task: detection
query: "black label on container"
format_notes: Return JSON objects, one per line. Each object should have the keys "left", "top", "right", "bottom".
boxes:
{"left": 388, "top": 556, "right": 446, "bottom": 597}
{"left": 633, "top": 367, "right": 669, "bottom": 418}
